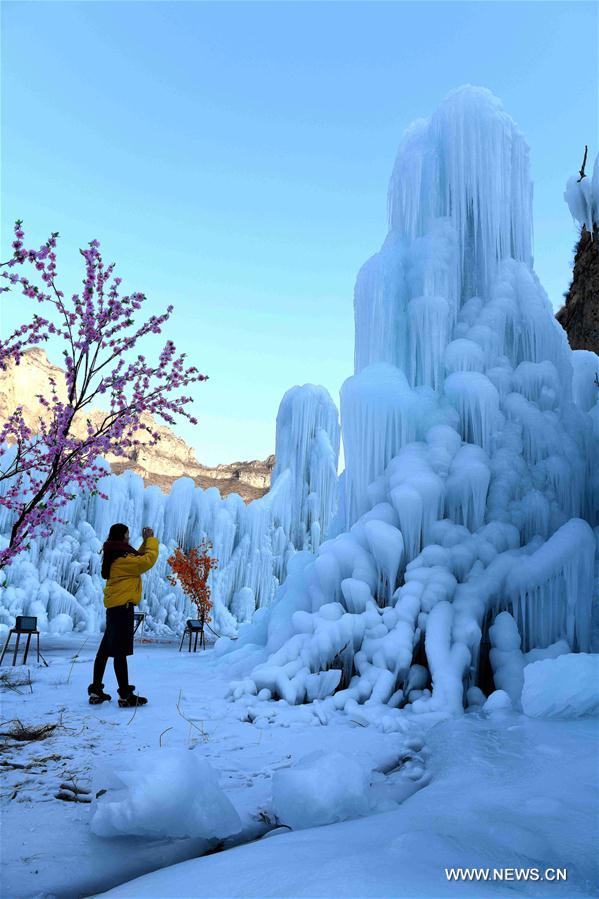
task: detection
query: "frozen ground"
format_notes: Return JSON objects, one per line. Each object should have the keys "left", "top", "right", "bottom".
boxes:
{"left": 0, "top": 639, "right": 597, "bottom": 899}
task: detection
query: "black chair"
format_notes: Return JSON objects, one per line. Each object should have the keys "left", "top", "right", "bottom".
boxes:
{"left": 179, "top": 618, "right": 206, "bottom": 652}
{"left": 0, "top": 616, "right": 41, "bottom": 666}
{"left": 133, "top": 612, "right": 146, "bottom": 641}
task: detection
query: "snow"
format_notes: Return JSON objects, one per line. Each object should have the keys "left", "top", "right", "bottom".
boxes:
{"left": 522, "top": 653, "right": 599, "bottom": 719}
{"left": 91, "top": 748, "right": 242, "bottom": 840}
{"left": 100, "top": 696, "right": 598, "bottom": 898}
{"left": 2, "top": 642, "right": 597, "bottom": 899}
{"left": 271, "top": 750, "right": 371, "bottom": 830}
{"left": 0, "top": 642, "right": 431, "bottom": 898}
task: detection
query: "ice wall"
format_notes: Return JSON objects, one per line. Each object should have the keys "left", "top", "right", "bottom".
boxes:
{"left": 222, "top": 87, "right": 599, "bottom": 720}
{"left": 0, "top": 386, "right": 340, "bottom": 639}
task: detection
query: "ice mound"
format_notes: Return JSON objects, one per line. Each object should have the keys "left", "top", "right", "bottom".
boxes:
{"left": 521, "top": 654, "right": 599, "bottom": 719}
{"left": 271, "top": 750, "right": 371, "bottom": 830}
{"left": 91, "top": 749, "right": 241, "bottom": 840}
{"left": 483, "top": 689, "right": 513, "bottom": 713}
{"left": 48, "top": 612, "right": 75, "bottom": 635}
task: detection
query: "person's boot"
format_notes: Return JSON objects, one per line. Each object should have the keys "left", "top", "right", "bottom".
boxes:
{"left": 88, "top": 683, "right": 112, "bottom": 705}
{"left": 118, "top": 685, "right": 148, "bottom": 708}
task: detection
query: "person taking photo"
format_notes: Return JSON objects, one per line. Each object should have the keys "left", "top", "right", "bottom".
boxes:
{"left": 88, "top": 524, "right": 159, "bottom": 707}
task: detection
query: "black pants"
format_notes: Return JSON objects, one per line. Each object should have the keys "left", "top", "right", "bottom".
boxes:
{"left": 93, "top": 650, "right": 129, "bottom": 694}
{"left": 93, "top": 603, "right": 135, "bottom": 695}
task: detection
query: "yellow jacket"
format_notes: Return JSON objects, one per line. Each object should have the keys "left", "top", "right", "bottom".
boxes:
{"left": 103, "top": 537, "right": 159, "bottom": 609}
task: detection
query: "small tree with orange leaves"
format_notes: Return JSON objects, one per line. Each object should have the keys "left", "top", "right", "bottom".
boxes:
{"left": 167, "top": 542, "right": 217, "bottom": 646}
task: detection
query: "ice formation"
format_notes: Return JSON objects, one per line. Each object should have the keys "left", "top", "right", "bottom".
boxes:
{"left": 488, "top": 611, "right": 524, "bottom": 707}
{"left": 271, "top": 385, "right": 340, "bottom": 552}
{"left": 564, "top": 151, "right": 599, "bottom": 233}
{"left": 0, "top": 384, "right": 340, "bottom": 638}
{"left": 221, "top": 86, "right": 599, "bottom": 718}
{"left": 522, "top": 654, "right": 599, "bottom": 719}
{"left": 271, "top": 750, "right": 371, "bottom": 830}
{"left": 91, "top": 749, "right": 241, "bottom": 840}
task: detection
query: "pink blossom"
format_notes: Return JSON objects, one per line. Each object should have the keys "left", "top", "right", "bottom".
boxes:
{"left": 0, "top": 221, "right": 208, "bottom": 566}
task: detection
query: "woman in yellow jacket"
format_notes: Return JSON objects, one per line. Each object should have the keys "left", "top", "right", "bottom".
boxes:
{"left": 88, "top": 523, "right": 159, "bottom": 708}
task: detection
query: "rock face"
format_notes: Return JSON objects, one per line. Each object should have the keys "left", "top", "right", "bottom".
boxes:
{"left": 556, "top": 225, "right": 599, "bottom": 353}
{"left": 0, "top": 348, "right": 273, "bottom": 501}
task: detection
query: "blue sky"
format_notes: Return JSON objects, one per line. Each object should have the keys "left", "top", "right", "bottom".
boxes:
{"left": 2, "top": 1, "right": 597, "bottom": 465}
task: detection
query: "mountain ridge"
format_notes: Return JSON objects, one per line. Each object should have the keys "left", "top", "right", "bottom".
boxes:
{"left": 0, "top": 348, "right": 273, "bottom": 501}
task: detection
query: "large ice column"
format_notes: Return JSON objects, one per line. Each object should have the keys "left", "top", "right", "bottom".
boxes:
{"left": 271, "top": 385, "right": 340, "bottom": 551}
{"left": 388, "top": 86, "right": 533, "bottom": 299}
{"left": 222, "top": 87, "right": 598, "bottom": 715}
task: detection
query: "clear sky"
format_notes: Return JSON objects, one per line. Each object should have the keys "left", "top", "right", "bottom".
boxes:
{"left": 1, "top": 1, "right": 597, "bottom": 465}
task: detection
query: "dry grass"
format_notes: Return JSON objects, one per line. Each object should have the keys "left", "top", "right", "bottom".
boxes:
{"left": 0, "top": 669, "right": 33, "bottom": 694}
{"left": 0, "top": 718, "right": 58, "bottom": 742}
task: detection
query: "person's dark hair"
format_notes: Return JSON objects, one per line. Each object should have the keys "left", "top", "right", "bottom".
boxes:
{"left": 101, "top": 523, "right": 140, "bottom": 579}
{"left": 107, "top": 523, "right": 129, "bottom": 542}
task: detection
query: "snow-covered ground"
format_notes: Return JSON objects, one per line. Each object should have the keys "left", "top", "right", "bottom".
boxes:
{"left": 1, "top": 639, "right": 596, "bottom": 898}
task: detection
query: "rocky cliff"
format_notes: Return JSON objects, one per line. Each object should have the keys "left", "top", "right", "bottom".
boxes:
{"left": 556, "top": 225, "right": 599, "bottom": 353}
{"left": 0, "top": 348, "right": 273, "bottom": 501}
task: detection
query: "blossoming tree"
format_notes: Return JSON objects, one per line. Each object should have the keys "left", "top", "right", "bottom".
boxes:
{"left": 0, "top": 221, "right": 207, "bottom": 565}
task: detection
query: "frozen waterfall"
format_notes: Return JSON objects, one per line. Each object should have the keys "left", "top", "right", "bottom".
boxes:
{"left": 222, "top": 86, "right": 599, "bottom": 720}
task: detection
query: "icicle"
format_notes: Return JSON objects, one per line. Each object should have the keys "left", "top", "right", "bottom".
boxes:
{"left": 444, "top": 338, "right": 485, "bottom": 375}
{"left": 408, "top": 295, "right": 450, "bottom": 389}
{"left": 271, "top": 384, "right": 340, "bottom": 551}
{"left": 388, "top": 86, "right": 533, "bottom": 300}
{"left": 443, "top": 372, "right": 499, "bottom": 451}
{"left": 506, "top": 519, "right": 595, "bottom": 651}
{"left": 444, "top": 445, "right": 491, "bottom": 532}
{"left": 341, "top": 364, "right": 418, "bottom": 526}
